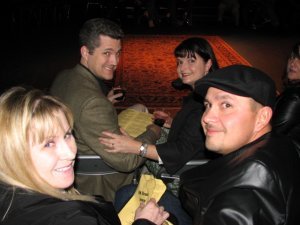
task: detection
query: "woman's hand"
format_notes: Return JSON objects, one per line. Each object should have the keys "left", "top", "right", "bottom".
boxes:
{"left": 153, "top": 111, "right": 173, "bottom": 128}
{"left": 99, "top": 129, "right": 140, "bottom": 154}
{"left": 134, "top": 198, "right": 169, "bottom": 225}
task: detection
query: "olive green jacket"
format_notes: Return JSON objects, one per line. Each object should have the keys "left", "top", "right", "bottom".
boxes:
{"left": 50, "top": 64, "right": 158, "bottom": 201}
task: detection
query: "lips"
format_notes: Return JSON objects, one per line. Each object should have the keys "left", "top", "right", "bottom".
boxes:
{"left": 204, "top": 125, "right": 222, "bottom": 136}
{"left": 55, "top": 162, "right": 74, "bottom": 172}
{"left": 206, "top": 129, "right": 219, "bottom": 136}
{"left": 289, "top": 68, "right": 297, "bottom": 73}
{"left": 181, "top": 73, "right": 191, "bottom": 78}
{"left": 105, "top": 65, "right": 116, "bottom": 71}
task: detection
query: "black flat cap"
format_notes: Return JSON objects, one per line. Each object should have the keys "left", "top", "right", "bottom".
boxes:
{"left": 195, "top": 65, "right": 276, "bottom": 108}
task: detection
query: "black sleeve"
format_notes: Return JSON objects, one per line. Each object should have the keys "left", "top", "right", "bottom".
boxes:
{"left": 156, "top": 107, "right": 205, "bottom": 174}
{"left": 200, "top": 189, "right": 276, "bottom": 225}
{"left": 272, "top": 91, "right": 300, "bottom": 135}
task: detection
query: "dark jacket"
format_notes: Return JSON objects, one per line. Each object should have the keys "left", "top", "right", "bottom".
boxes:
{"left": 179, "top": 132, "right": 300, "bottom": 225}
{"left": 272, "top": 85, "right": 300, "bottom": 150}
{"left": 50, "top": 64, "right": 158, "bottom": 201}
{"left": 156, "top": 93, "right": 206, "bottom": 174}
{"left": 0, "top": 184, "right": 154, "bottom": 225}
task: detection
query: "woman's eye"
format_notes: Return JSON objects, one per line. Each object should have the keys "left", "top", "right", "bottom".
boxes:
{"left": 44, "top": 141, "right": 54, "bottom": 148}
{"left": 65, "top": 129, "right": 74, "bottom": 140}
{"left": 65, "top": 131, "right": 72, "bottom": 139}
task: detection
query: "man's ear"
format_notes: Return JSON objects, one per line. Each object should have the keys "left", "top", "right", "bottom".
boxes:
{"left": 80, "top": 46, "right": 89, "bottom": 61}
{"left": 255, "top": 106, "right": 273, "bottom": 132}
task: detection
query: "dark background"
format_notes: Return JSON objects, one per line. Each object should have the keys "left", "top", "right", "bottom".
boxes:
{"left": 1, "top": 0, "right": 299, "bottom": 93}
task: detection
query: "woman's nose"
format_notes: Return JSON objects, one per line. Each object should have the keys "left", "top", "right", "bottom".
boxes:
{"left": 180, "top": 62, "right": 188, "bottom": 71}
{"left": 60, "top": 141, "right": 76, "bottom": 159}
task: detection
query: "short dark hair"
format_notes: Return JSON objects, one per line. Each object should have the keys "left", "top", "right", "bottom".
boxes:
{"left": 282, "top": 41, "right": 300, "bottom": 88}
{"left": 79, "top": 18, "right": 124, "bottom": 54}
{"left": 174, "top": 37, "right": 219, "bottom": 73}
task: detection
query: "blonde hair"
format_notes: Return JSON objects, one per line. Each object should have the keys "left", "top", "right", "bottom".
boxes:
{"left": 0, "top": 87, "right": 94, "bottom": 202}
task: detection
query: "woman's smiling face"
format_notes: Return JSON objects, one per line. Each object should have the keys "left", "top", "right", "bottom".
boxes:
{"left": 176, "top": 53, "right": 212, "bottom": 88}
{"left": 30, "top": 111, "right": 77, "bottom": 189}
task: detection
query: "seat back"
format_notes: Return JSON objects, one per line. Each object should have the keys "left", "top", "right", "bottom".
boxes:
{"left": 75, "top": 155, "right": 119, "bottom": 176}
{"left": 159, "top": 159, "right": 209, "bottom": 182}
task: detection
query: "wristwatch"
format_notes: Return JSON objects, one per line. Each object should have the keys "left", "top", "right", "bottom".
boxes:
{"left": 139, "top": 143, "right": 148, "bottom": 157}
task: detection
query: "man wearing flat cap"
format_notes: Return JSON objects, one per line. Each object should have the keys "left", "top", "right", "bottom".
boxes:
{"left": 179, "top": 65, "right": 300, "bottom": 225}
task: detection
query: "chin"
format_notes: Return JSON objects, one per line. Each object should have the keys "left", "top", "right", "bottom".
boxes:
{"left": 54, "top": 180, "right": 74, "bottom": 189}
{"left": 182, "top": 80, "right": 192, "bottom": 86}
{"left": 205, "top": 141, "right": 221, "bottom": 153}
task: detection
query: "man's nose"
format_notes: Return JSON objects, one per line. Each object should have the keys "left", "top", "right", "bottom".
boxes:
{"left": 202, "top": 107, "right": 216, "bottom": 124}
{"left": 110, "top": 54, "right": 119, "bottom": 66}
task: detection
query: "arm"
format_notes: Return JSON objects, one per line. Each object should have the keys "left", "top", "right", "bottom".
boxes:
{"left": 99, "top": 104, "right": 206, "bottom": 174}
{"left": 99, "top": 126, "right": 161, "bottom": 161}
{"left": 49, "top": 199, "right": 168, "bottom": 225}
{"left": 200, "top": 189, "right": 263, "bottom": 225}
{"left": 75, "top": 96, "right": 145, "bottom": 172}
{"left": 156, "top": 106, "right": 206, "bottom": 174}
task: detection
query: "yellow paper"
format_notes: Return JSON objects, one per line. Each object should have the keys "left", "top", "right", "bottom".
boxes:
{"left": 118, "top": 109, "right": 153, "bottom": 137}
{"left": 118, "top": 174, "right": 173, "bottom": 225}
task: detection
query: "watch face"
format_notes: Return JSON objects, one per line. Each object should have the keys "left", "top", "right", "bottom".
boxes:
{"left": 139, "top": 143, "right": 148, "bottom": 157}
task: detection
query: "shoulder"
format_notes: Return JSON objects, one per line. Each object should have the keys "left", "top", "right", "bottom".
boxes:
{"left": 51, "top": 65, "right": 100, "bottom": 96}
{"left": 233, "top": 135, "right": 300, "bottom": 192}
{"left": 181, "top": 93, "right": 204, "bottom": 113}
{"left": 1, "top": 188, "right": 120, "bottom": 225}
{"left": 278, "top": 87, "right": 300, "bottom": 102}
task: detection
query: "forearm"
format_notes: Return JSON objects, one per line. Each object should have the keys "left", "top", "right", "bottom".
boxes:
{"left": 144, "top": 144, "right": 159, "bottom": 161}
{"left": 136, "top": 126, "right": 161, "bottom": 144}
{"left": 129, "top": 141, "right": 160, "bottom": 161}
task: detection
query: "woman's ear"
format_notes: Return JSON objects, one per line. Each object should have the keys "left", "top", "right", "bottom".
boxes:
{"left": 204, "top": 59, "right": 213, "bottom": 75}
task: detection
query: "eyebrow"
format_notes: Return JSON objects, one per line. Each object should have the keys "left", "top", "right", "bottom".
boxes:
{"left": 205, "top": 92, "right": 235, "bottom": 102}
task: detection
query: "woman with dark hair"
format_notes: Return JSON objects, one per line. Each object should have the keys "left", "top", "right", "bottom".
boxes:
{"left": 99, "top": 37, "right": 220, "bottom": 225}
{"left": 272, "top": 42, "right": 300, "bottom": 150}
{"left": 100, "top": 37, "right": 219, "bottom": 175}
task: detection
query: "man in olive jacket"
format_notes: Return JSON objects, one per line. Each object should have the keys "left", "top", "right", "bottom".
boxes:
{"left": 50, "top": 18, "right": 160, "bottom": 201}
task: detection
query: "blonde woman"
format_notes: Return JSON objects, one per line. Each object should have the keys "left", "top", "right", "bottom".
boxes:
{"left": 0, "top": 87, "right": 169, "bottom": 225}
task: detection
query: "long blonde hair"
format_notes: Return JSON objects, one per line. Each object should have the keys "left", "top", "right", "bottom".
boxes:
{"left": 0, "top": 87, "right": 94, "bottom": 202}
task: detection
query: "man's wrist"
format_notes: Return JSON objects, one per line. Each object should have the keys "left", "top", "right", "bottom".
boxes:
{"left": 139, "top": 143, "right": 148, "bottom": 157}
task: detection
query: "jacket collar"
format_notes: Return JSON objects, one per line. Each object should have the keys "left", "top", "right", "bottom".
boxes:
{"left": 77, "top": 64, "right": 110, "bottom": 96}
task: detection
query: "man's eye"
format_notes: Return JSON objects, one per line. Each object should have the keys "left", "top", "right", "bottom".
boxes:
{"left": 203, "top": 102, "right": 210, "bottom": 109}
{"left": 104, "top": 52, "right": 110, "bottom": 56}
{"left": 222, "top": 102, "right": 231, "bottom": 108}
